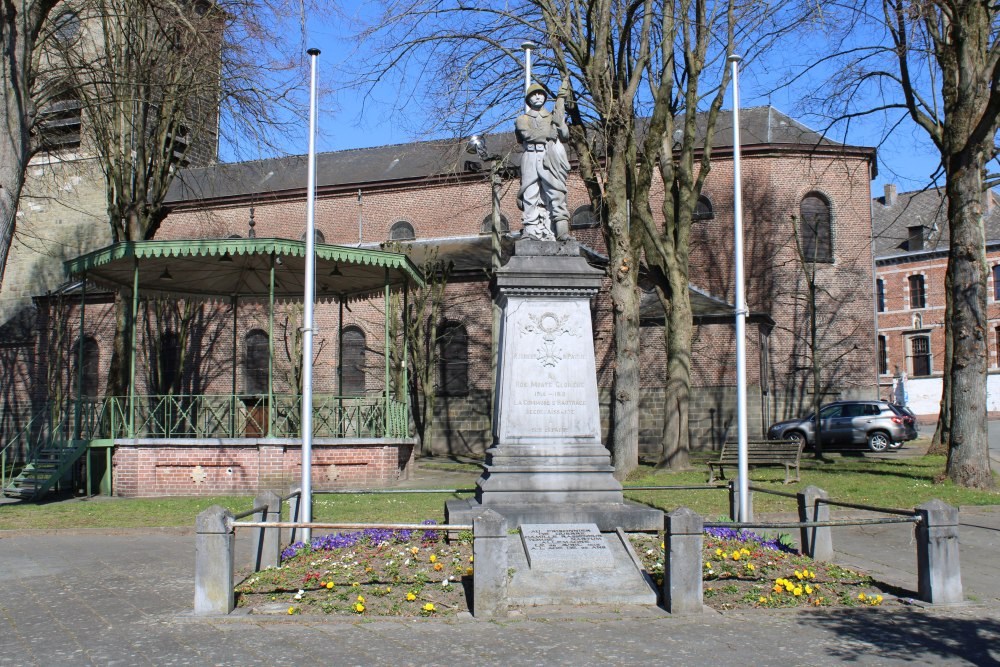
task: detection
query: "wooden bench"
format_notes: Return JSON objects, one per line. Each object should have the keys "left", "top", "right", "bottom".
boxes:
{"left": 707, "top": 439, "right": 804, "bottom": 485}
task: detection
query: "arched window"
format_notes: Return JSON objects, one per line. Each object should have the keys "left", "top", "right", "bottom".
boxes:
{"left": 341, "top": 326, "right": 366, "bottom": 395}
{"left": 571, "top": 205, "right": 599, "bottom": 229}
{"left": 244, "top": 329, "right": 269, "bottom": 394}
{"left": 74, "top": 336, "right": 100, "bottom": 397}
{"left": 389, "top": 221, "right": 415, "bottom": 241}
{"left": 693, "top": 195, "right": 714, "bottom": 221}
{"left": 799, "top": 192, "right": 832, "bottom": 262}
{"left": 438, "top": 321, "right": 468, "bottom": 396}
{"left": 480, "top": 213, "right": 510, "bottom": 234}
{"left": 300, "top": 229, "right": 325, "bottom": 244}
{"left": 52, "top": 10, "right": 82, "bottom": 43}
{"left": 159, "top": 330, "right": 181, "bottom": 393}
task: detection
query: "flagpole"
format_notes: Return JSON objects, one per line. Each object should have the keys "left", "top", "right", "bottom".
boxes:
{"left": 300, "top": 47, "right": 320, "bottom": 544}
{"left": 729, "top": 54, "right": 749, "bottom": 522}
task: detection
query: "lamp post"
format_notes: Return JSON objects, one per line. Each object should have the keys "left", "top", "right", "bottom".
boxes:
{"left": 728, "top": 53, "right": 749, "bottom": 523}
{"left": 466, "top": 135, "right": 503, "bottom": 437}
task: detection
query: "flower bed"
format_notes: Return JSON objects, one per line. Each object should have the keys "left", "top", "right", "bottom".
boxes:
{"left": 235, "top": 522, "right": 895, "bottom": 616}
{"left": 631, "top": 527, "right": 893, "bottom": 610}
{"left": 236, "top": 521, "right": 473, "bottom": 617}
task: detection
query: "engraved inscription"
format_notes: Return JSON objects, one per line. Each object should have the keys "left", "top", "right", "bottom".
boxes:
{"left": 499, "top": 299, "right": 601, "bottom": 441}
{"left": 524, "top": 528, "right": 607, "bottom": 552}
{"left": 520, "top": 523, "right": 614, "bottom": 570}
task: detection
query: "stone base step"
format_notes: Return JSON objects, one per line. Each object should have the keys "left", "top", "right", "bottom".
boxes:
{"left": 446, "top": 498, "right": 663, "bottom": 531}
{"left": 505, "top": 530, "right": 658, "bottom": 607}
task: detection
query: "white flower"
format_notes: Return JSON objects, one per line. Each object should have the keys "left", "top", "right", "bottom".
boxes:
{"left": 293, "top": 589, "right": 304, "bottom": 600}
{"left": 442, "top": 579, "right": 450, "bottom": 586}
{"left": 404, "top": 559, "right": 410, "bottom": 566}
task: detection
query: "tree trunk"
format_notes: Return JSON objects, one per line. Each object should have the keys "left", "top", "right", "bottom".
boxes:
{"left": 942, "top": 155, "right": 993, "bottom": 488}
{"left": 608, "top": 203, "right": 641, "bottom": 481}
{"left": 928, "top": 294, "right": 952, "bottom": 456}
{"left": 0, "top": 142, "right": 27, "bottom": 287}
{"left": 659, "top": 267, "right": 692, "bottom": 469}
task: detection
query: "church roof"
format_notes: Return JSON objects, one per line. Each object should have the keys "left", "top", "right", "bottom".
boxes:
{"left": 166, "top": 106, "right": 869, "bottom": 205}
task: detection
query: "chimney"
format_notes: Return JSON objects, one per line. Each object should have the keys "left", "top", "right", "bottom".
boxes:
{"left": 884, "top": 184, "right": 897, "bottom": 206}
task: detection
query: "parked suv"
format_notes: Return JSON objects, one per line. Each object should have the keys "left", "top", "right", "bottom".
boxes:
{"left": 766, "top": 400, "right": 918, "bottom": 452}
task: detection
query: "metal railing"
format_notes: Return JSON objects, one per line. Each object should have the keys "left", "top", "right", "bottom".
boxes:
{"left": 105, "top": 393, "right": 408, "bottom": 440}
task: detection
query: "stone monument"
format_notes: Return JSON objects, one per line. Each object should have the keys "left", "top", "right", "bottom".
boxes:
{"left": 445, "top": 239, "right": 661, "bottom": 531}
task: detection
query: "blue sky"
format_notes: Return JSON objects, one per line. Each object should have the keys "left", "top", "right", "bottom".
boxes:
{"left": 256, "top": 5, "right": 947, "bottom": 196}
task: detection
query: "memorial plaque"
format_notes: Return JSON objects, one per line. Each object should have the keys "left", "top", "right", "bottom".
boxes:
{"left": 497, "top": 299, "right": 602, "bottom": 444}
{"left": 520, "top": 523, "right": 614, "bottom": 571}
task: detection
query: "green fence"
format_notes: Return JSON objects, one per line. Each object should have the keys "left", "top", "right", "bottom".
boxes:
{"left": 104, "top": 393, "right": 408, "bottom": 439}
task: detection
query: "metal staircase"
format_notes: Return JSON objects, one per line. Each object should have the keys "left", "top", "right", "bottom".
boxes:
{"left": 3, "top": 438, "right": 89, "bottom": 500}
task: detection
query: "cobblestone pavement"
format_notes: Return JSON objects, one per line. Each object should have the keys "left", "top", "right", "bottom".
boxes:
{"left": 1, "top": 507, "right": 999, "bottom": 667}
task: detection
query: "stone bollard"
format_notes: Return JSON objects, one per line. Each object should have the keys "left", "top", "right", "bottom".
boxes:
{"left": 194, "top": 505, "right": 235, "bottom": 615}
{"left": 665, "top": 507, "right": 703, "bottom": 615}
{"left": 728, "top": 480, "right": 753, "bottom": 522}
{"left": 915, "top": 499, "right": 963, "bottom": 605}
{"left": 472, "top": 509, "right": 508, "bottom": 619}
{"left": 253, "top": 491, "right": 282, "bottom": 571}
{"left": 797, "top": 486, "right": 833, "bottom": 561}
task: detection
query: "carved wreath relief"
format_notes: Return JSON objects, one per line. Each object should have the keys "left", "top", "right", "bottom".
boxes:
{"left": 518, "top": 311, "right": 579, "bottom": 367}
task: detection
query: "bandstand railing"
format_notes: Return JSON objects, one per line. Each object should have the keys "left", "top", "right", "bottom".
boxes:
{"left": 103, "top": 393, "right": 409, "bottom": 440}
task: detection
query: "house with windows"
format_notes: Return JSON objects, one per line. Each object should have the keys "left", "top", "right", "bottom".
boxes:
{"left": 872, "top": 185, "right": 1000, "bottom": 418}
{"left": 1, "top": 106, "right": 882, "bottom": 496}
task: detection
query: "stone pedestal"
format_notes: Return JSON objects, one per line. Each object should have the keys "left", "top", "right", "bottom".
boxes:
{"left": 446, "top": 240, "right": 661, "bottom": 531}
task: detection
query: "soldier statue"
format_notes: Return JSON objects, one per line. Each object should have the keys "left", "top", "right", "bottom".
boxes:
{"left": 516, "top": 82, "right": 572, "bottom": 241}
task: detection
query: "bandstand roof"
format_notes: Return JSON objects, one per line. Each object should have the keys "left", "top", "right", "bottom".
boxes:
{"left": 64, "top": 238, "right": 424, "bottom": 301}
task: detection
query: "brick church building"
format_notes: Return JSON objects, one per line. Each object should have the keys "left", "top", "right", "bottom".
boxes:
{"left": 1, "top": 106, "right": 881, "bottom": 495}
{"left": 150, "top": 105, "right": 881, "bottom": 455}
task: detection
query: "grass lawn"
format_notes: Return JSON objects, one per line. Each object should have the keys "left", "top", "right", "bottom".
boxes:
{"left": 1, "top": 448, "right": 997, "bottom": 530}
{"left": 624, "top": 449, "right": 1000, "bottom": 516}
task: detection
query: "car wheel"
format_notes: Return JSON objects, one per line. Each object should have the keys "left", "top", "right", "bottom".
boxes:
{"left": 867, "top": 431, "right": 890, "bottom": 452}
{"left": 786, "top": 431, "right": 806, "bottom": 450}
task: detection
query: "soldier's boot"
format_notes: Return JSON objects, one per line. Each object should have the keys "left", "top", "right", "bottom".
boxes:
{"left": 554, "top": 218, "right": 571, "bottom": 241}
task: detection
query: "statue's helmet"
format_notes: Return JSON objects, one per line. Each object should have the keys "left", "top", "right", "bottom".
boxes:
{"left": 524, "top": 83, "right": 548, "bottom": 103}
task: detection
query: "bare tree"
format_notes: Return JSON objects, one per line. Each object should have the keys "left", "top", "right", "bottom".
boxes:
{"left": 0, "top": 0, "right": 62, "bottom": 287}
{"left": 385, "top": 247, "right": 453, "bottom": 455}
{"left": 358, "top": 0, "right": 805, "bottom": 477}
{"left": 809, "top": 0, "right": 998, "bottom": 488}
{"left": 33, "top": 0, "right": 308, "bottom": 398}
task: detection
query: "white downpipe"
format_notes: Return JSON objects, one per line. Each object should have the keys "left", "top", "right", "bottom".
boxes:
{"left": 301, "top": 47, "right": 320, "bottom": 544}
{"left": 729, "top": 54, "right": 750, "bottom": 522}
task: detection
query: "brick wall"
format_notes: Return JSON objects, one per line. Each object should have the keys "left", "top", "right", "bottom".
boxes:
{"left": 111, "top": 439, "right": 414, "bottom": 497}
{"left": 875, "top": 249, "right": 1000, "bottom": 409}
